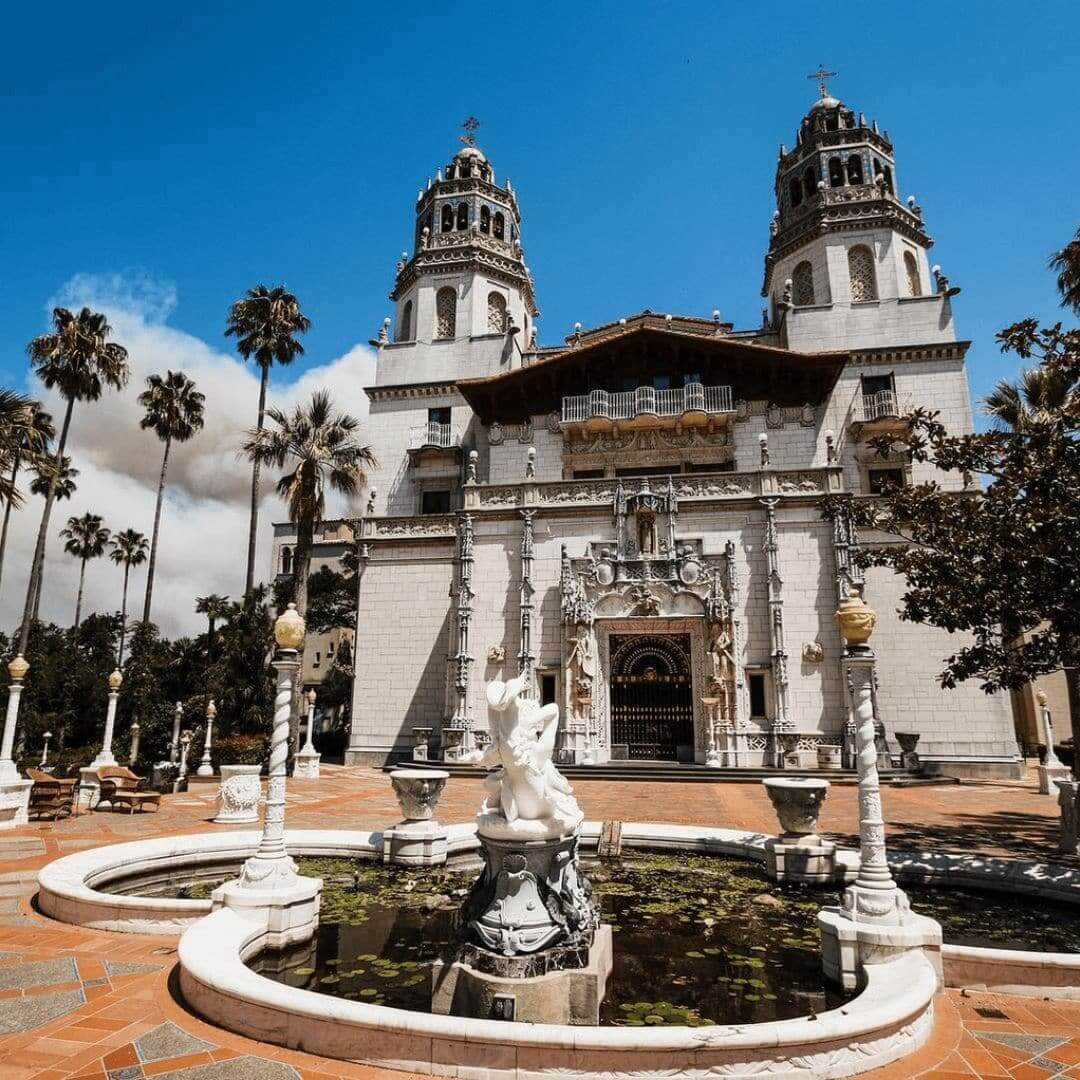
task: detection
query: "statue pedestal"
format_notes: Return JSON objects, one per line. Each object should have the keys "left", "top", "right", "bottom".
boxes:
{"left": 432, "top": 924, "right": 612, "bottom": 1025}
{"left": 0, "top": 778, "right": 32, "bottom": 829}
{"left": 1039, "top": 762, "right": 1070, "bottom": 796}
{"left": 77, "top": 767, "right": 102, "bottom": 811}
{"left": 765, "top": 837, "right": 838, "bottom": 884}
{"left": 382, "top": 820, "right": 448, "bottom": 866}
{"left": 212, "top": 874, "right": 322, "bottom": 951}
{"left": 293, "top": 749, "right": 320, "bottom": 779}
{"left": 213, "top": 765, "right": 262, "bottom": 824}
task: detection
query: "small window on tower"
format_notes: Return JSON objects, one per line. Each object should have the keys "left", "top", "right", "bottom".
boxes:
{"left": 792, "top": 261, "right": 815, "bottom": 306}
{"left": 456, "top": 203, "right": 469, "bottom": 230}
{"left": 848, "top": 246, "right": 878, "bottom": 302}
{"left": 846, "top": 155, "right": 864, "bottom": 185}
{"left": 397, "top": 300, "right": 413, "bottom": 342}
{"left": 441, "top": 204, "right": 454, "bottom": 232}
{"left": 493, "top": 211, "right": 505, "bottom": 240}
{"left": 789, "top": 176, "right": 803, "bottom": 208}
{"left": 487, "top": 292, "right": 507, "bottom": 333}
{"left": 904, "top": 251, "right": 922, "bottom": 297}
{"left": 803, "top": 166, "right": 817, "bottom": 198}
{"left": 828, "top": 157, "right": 844, "bottom": 187}
{"left": 435, "top": 287, "right": 456, "bottom": 340}
{"left": 480, "top": 205, "right": 490, "bottom": 234}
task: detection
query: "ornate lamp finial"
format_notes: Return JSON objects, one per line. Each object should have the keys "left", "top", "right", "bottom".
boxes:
{"left": 108, "top": 669, "right": 123, "bottom": 691}
{"left": 274, "top": 603, "right": 306, "bottom": 650}
{"left": 7, "top": 654, "right": 28, "bottom": 682}
{"left": 459, "top": 115, "right": 480, "bottom": 148}
{"left": 807, "top": 64, "right": 838, "bottom": 99}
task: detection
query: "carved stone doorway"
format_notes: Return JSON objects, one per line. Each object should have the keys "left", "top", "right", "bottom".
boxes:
{"left": 609, "top": 634, "right": 694, "bottom": 761}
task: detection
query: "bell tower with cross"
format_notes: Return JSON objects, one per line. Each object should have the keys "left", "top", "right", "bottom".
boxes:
{"left": 388, "top": 116, "right": 538, "bottom": 353}
{"left": 760, "top": 69, "right": 954, "bottom": 351}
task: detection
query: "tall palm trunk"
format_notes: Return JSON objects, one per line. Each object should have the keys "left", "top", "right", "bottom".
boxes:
{"left": 118, "top": 564, "right": 131, "bottom": 664}
{"left": 18, "top": 399, "right": 75, "bottom": 654}
{"left": 244, "top": 363, "right": 270, "bottom": 598}
{"left": 74, "top": 556, "right": 87, "bottom": 632}
{"left": 207, "top": 616, "right": 217, "bottom": 663}
{"left": 0, "top": 452, "right": 20, "bottom": 594}
{"left": 142, "top": 435, "right": 172, "bottom": 625}
{"left": 31, "top": 547, "right": 44, "bottom": 623}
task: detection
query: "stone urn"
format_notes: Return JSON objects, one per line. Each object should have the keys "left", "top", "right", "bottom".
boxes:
{"left": 390, "top": 768, "right": 449, "bottom": 822}
{"left": 816, "top": 743, "right": 842, "bottom": 770}
{"left": 213, "top": 764, "right": 262, "bottom": 824}
{"left": 763, "top": 777, "right": 830, "bottom": 841}
{"left": 836, "top": 591, "right": 877, "bottom": 647}
{"left": 895, "top": 732, "right": 921, "bottom": 770}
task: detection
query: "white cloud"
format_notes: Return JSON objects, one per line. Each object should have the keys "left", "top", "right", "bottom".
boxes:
{"left": 0, "top": 273, "right": 376, "bottom": 639}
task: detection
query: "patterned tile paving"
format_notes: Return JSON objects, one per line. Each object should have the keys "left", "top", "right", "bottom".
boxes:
{"left": 0, "top": 762, "right": 1073, "bottom": 1078}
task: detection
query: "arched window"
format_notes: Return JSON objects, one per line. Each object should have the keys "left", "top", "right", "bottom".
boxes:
{"left": 882, "top": 165, "right": 894, "bottom": 194}
{"left": 397, "top": 300, "right": 413, "bottom": 342}
{"left": 792, "top": 261, "right": 815, "bottom": 306}
{"left": 281, "top": 546, "right": 293, "bottom": 575}
{"left": 846, "top": 155, "right": 864, "bottom": 185}
{"left": 903, "top": 251, "right": 921, "bottom": 297}
{"left": 828, "top": 157, "right": 844, "bottom": 187}
{"left": 456, "top": 203, "right": 468, "bottom": 230}
{"left": 480, "top": 205, "right": 490, "bottom": 233}
{"left": 803, "top": 166, "right": 817, "bottom": 198}
{"left": 441, "top": 204, "right": 454, "bottom": 232}
{"left": 493, "top": 211, "right": 505, "bottom": 240}
{"left": 848, "top": 245, "right": 878, "bottom": 302}
{"left": 487, "top": 292, "right": 507, "bottom": 333}
{"left": 789, "top": 176, "right": 803, "bottom": 208}
{"left": 435, "top": 287, "right": 456, "bottom": 340}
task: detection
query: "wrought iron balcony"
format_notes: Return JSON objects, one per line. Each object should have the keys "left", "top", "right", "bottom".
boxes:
{"left": 408, "top": 422, "right": 461, "bottom": 451}
{"left": 850, "top": 389, "right": 913, "bottom": 438}
{"left": 561, "top": 383, "right": 734, "bottom": 431}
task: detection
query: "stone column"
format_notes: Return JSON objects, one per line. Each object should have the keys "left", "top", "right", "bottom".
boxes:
{"left": 0, "top": 656, "right": 33, "bottom": 827}
{"left": 169, "top": 701, "right": 182, "bottom": 763}
{"left": 39, "top": 731, "right": 52, "bottom": 769}
{"left": 294, "top": 688, "right": 321, "bottom": 778}
{"left": 1037, "top": 690, "right": 1070, "bottom": 795}
{"left": 91, "top": 670, "right": 122, "bottom": 768}
{"left": 214, "top": 604, "right": 321, "bottom": 948}
{"left": 818, "top": 592, "right": 942, "bottom": 990}
{"left": 175, "top": 731, "right": 192, "bottom": 792}
{"left": 128, "top": 723, "right": 141, "bottom": 768}
{"left": 761, "top": 498, "right": 791, "bottom": 766}
{"left": 197, "top": 700, "right": 216, "bottom": 777}
{"left": 444, "top": 513, "right": 476, "bottom": 760}
{"left": 0, "top": 655, "right": 29, "bottom": 782}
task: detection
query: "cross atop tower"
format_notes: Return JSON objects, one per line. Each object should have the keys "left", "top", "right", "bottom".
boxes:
{"left": 459, "top": 116, "right": 480, "bottom": 148}
{"left": 807, "top": 65, "right": 838, "bottom": 98}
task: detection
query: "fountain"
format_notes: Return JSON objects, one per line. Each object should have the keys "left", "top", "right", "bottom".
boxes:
{"left": 432, "top": 672, "right": 611, "bottom": 1024}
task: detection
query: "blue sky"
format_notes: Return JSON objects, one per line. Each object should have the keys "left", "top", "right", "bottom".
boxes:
{"left": 2, "top": 2, "right": 1077, "bottom": 408}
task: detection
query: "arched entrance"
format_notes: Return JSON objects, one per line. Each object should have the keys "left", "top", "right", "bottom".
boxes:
{"left": 609, "top": 634, "right": 694, "bottom": 761}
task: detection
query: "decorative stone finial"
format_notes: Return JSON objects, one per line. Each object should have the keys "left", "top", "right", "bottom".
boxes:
{"left": 206, "top": 699, "right": 217, "bottom": 719}
{"left": 366, "top": 486, "right": 377, "bottom": 515}
{"left": 1037, "top": 689, "right": 1048, "bottom": 707}
{"left": 526, "top": 446, "right": 536, "bottom": 479}
{"left": 836, "top": 591, "right": 877, "bottom": 646}
{"left": 7, "top": 654, "right": 28, "bottom": 682}
{"left": 759, "top": 432, "right": 769, "bottom": 467}
{"left": 466, "top": 449, "right": 478, "bottom": 485}
{"left": 308, "top": 688, "right": 317, "bottom": 705}
{"left": 274, "top": 603, "right": 306, "bottom": 650}
{"left": 108, "top": 669, "right": 123, "bottom": 691}
{"left": 825, "top": 429, "right": 836, "bottom": 464}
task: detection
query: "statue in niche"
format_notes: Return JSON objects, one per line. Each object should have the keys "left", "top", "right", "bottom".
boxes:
{"left": 567, "top": 624, "right": 596, "bottom": 704}
{"left": 629, "top": 584, "right": 662, "bottom": 617}
{"left": 708, "top": 626, "right": 736, "bottom": 689}
{"left": 636, "top": 507, "right": 658, "bottom": 557}
{"left": 477, "top": 673, "right": 583, "bottom": 837}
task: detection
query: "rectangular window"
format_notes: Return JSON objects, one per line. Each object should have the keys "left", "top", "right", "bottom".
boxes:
{"left": 682, "top": 373, "right": 702, "bottom": 387}
{"left": 748, "top": 673, "right": 768, "bottom": 718}
{"left": 313, "top": 651, "right": 321, "bottom": 669}
{"left": 686, "top": 460, "right": 735, "bottom": 473}
{"left": 861, "top": 374, "right": 894, "bottom": 397}
{"left": 573, "top": 468, "right": 605, "bottom": 480}
{"left": 540, "top": 674, "right": 557, "bottom": 706}
{"left": 653, "top": 374, "right": 671, "bottom": 391}
{"left": 868, "top": 468, "right": 905, "bottom": 495}
{"left": 428, "top": 406, "right": 451, "bottom": 426}
{"left": 421, "top": 489, "right": 451, "bottom": 514}
{"left": 614, "top": 464, "right": 679, "bottom": 478}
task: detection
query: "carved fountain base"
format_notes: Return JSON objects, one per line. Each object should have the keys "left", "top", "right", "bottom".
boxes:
{"left": 432, "top": 825, "right": 612, "bottom": 1024}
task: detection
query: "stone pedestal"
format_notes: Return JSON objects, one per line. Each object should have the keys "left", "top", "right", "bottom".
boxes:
{"left": 412, "top": 727, "right": 433, "bottom": 761}
{"left": 293, "top": 749, "right": 320, "bottom": 779}
{"left": 432, "top": 924, "right": 612, "bottom": 1025}
{"left": 0, "top": 778, "right": 33, "bottom": 829}
{"left": 816, "top": 744, "right": 842, "bottom": 770}
{"left": 1056, "top": 778, "right": 1080, "bottom": 855}
{"left": 214, "top": 765, "right": 262, "bottom": 824}
{"left": 1040, "top": 762, "right": 1071, "bottom": 796}
{"left": 763, "top": 777, "right": 837, "bottom": 884}
{"left": 211, "top": 875, "right": 322, "bottom": 951}
{"left": 384, "top": 768, "right": 449, "bottom": 866}
{"left": 77, "top": 767, "right": 102, "bottom": 811}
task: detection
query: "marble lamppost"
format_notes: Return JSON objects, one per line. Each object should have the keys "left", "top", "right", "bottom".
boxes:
{"left": 81, "top": 669, "right": 123, "bottom": 810}
{"left": 432, "top": 671, "right": 610, "bottom": 1025}
{"left": 175, "top": 731, "right": 193, "bottom": 792}
{"left": 1037, "top": 690, "right": 1070, "bottom": 795}
{"left": 383, "top": 768, "right": 450, "bottom": 865}
{"left": 294, "top": 689, "right": 321, "bottom": 778}
{"left": 197, "top": 701, "right": 216, "bottom": 778}
{"left": 39, "top": 731, "right": 52, "bottom": 770}
{"left": 0, "top": 655, "right": 33, "bottom": 827}
{"left": 212, "top": 604, "right": 322, "bottom": 949}
{"left": 818, "top": 593, "right": 942, "bottom": 990}
{"left": 763, "top": 777, "right": 836, "bottom": 884}
{"left": 170, "top": 701, "right": 182, "bottom": 763}
{"left": 153, "top": 701, "right": 185, "bottom": 791}
{"left": 128, "top": 723, "right": 141, "bottom": 769}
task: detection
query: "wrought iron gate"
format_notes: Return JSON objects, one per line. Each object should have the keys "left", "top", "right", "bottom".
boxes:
{"left": 609, "top": 634, "right": 694, "bottom": 761}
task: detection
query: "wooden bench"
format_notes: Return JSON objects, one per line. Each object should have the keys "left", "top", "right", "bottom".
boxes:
{"left": 96, "top": 767, "right": 161, "bottom": 814}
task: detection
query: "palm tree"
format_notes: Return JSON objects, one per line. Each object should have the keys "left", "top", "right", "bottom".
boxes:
{"left": 21, "top": 308, "right": 128, "bottom": 654}
{"left": 109, "top": 529, "right": 149, "bottom": 663}
{"left": 28, "top": 455, "right": 79, "bottom": 623}
{"left": 984, "top": 367, "right": 1075, "bottom": 430}
{"left": 226, "top": 286, "right": 311, "bottom": 598}
{"left": 60, "top": 512, "right": 110, "bottom": 632}
{"left": 195, "top": 593, "right": 231, "bottom": 662}
{"left": 137, "top": 371, "right": 205, "bottom": 625}
{"left": 1050, "top": 227, "right": 1080, "bottom": 315}
{"left": 0, "top": 399, "right": 52, "bottom": 594}
{"left": 242, "top": 390, "right": 374, "bottom": 622}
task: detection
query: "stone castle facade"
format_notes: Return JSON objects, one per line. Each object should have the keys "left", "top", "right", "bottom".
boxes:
{"left": 272, "top": 85, "right": 1020, "bottom": 778}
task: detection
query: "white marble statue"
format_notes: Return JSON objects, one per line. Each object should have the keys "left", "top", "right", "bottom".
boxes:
{"left": 477, "top": 673, "right": 583, "bottom": 839}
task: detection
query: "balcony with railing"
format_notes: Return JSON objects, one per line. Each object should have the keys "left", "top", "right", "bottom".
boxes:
{"left": 408, "top": 422, "right": 461, "bottom": 452}
{"left": 561, "top": 383, "right": 735, "bottom": 432}
{"left": 850, "top": 389, "right": 914, "bottom": 437}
